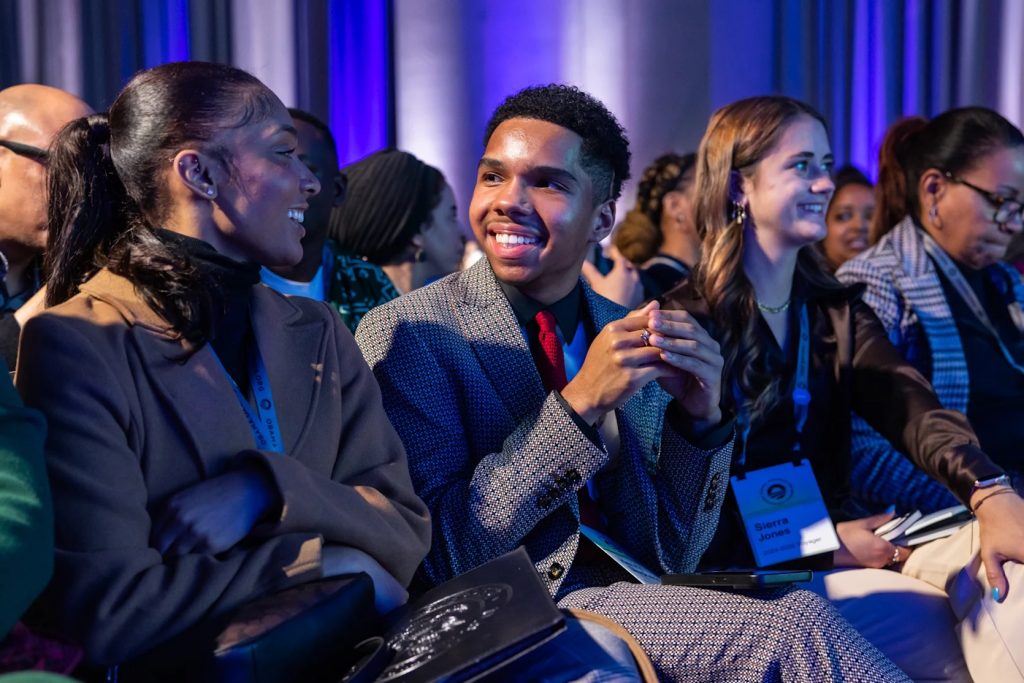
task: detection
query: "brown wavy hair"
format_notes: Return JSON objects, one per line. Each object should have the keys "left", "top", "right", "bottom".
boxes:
{"left": 694, "top": 96, "right": 835, "bottom": 421}
{"left": 614, "top": 153, "right": 696, "bottom": 264}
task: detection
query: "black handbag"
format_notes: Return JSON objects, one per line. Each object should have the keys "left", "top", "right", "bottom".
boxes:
{"left": 113, "top": 574, "right": 380, "bottom": 683}
{"left": 344, "top": 547, "right": 566, "bottom": 683}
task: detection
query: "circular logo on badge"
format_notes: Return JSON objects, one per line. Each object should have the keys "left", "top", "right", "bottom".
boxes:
{"left": 760, "top": 479, "right": 793, "bottom": 505}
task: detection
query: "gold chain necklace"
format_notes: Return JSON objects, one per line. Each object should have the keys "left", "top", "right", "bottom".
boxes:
{"left": 756, "top": 298, "right": 791, "bottom": 314}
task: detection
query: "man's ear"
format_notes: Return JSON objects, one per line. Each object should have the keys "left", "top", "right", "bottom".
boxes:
{"left": 589, "top": 199, "right": 616, "bottom": 243}
{"left": 172, "top": 150, "right": 219, "bottom": 200}
{"left": 331, "top": 171, "right": 347, "bottom": 208}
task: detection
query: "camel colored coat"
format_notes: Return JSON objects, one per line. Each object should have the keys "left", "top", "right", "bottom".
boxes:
{"left": 15, "top": 269, "right": 430, "bottom": 666}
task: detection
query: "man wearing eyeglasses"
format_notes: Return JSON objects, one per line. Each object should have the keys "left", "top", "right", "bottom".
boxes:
{"left": 0, "top": 84, "right": 91, "bottom": 368}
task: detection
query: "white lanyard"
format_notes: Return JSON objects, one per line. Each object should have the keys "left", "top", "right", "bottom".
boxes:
{"left": 920, "top": 230, "right": 1024, "bottom": 375}
{"left": 735, "top": 303, "right": 811, "bottom": 467}
{"left": 212, "top": 343, "right": 284, "bottom": 453}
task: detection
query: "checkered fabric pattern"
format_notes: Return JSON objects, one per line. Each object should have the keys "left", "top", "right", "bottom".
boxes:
{"left": 357, "top": 259, "right": 909, "bottom": 682}
{"left": 837, "top": 217, "right": 1024, "bottom": 510}
{"left": 560, "top": 583, "right": 910, "bottom": 682}
{"left": 356, "top": 259, "right": 731, "bottom": 594}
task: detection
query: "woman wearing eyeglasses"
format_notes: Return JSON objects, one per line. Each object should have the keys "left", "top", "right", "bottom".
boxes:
{"left": 837, "top": 109, "right": 1024, "bottom": 517}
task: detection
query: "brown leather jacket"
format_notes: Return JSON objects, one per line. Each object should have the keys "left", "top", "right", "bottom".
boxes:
{"left": 661, "top": 275, "right": 1003, "bottom": 515}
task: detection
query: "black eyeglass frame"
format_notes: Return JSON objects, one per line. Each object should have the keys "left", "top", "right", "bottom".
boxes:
{"left": 0, "top": 139, "right": 49, "bottom": 162}
{"left": 944, "top": 170, "right": 1024, "bottom": 233}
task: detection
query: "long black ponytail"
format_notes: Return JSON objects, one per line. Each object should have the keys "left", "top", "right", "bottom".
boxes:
{"left": 44, "top": 62, "right": 276, "bottom": 346}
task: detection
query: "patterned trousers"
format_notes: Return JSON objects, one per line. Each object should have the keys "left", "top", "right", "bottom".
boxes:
{"left": 559, "top": 583, "right": 910, "bottom": 682}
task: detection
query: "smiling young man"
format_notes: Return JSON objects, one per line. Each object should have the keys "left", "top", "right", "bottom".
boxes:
{"left": 355, "top": 85, "right": 907, "bottom": 681}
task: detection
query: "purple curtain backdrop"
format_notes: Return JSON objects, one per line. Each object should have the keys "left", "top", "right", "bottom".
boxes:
{"left": 3, "top": 0, "right": 1023, "bottom": 206}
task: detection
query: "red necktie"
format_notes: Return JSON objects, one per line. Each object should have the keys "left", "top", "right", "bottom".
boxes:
{"left": 533, "top": 310, "right": 568, "bottom": 392}
{"left": 531, "top": 311, "right": 606, "bottom": 539}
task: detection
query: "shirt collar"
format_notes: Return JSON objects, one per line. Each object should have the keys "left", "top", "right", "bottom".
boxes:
{"left": 497, "top": 279, "right": 583, "bottom": 344}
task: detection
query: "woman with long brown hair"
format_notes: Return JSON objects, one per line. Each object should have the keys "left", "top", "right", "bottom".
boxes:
{"left": 662, "top": 95, "right": 1024, "bottom": 681}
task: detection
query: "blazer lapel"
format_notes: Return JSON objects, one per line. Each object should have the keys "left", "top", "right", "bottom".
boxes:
{"left": 250, "top": 285, "right": 328, "bottom": 455}
{"left": 454, "top": 260, "right": 546, "bottom": 424}
{"left": 138, "top": 337, "right": 257, "bottom": 475}
{"left": 79, "top": 271, "right": 252, "bottom": 474}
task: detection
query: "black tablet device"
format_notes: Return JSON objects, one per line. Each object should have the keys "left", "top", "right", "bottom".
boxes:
{"left": 660, "top": 569, "right": 812, "bottom": 589}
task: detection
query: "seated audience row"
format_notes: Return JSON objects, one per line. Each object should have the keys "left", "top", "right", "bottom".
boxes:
{"left": 354, "top": 86, "right": 912, "bottom": 681}
{"left": 3, "top": 61, "right": 1024, "bottom": 683}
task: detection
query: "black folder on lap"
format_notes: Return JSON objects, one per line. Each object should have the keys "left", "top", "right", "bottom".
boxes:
{"left": 344, "top": 546, "right": 566, "bottom": 683}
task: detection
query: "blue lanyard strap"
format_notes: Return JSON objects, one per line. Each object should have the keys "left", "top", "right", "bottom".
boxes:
{"left": 735, "top": 302, "right": 811, "bottom": 468}
{"left": 212, "top": 343, "right": 284, "bottom": 454}
{"left": 920, "top": 230, "right": 1024, "bottom": 375}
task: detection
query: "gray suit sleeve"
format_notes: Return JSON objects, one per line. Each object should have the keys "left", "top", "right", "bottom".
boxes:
{"left": 358, "top": 303, "right": 736, "bottom": 583}
{"left": 598, "top": 395, "right": 734, "bottom": 574}
{"left": 357, "top": 307, "right": 608, "bottom": 584}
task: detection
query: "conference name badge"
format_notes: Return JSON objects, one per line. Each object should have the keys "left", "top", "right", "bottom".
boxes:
{"left": 731, "top": 460, "right": 840, "bottom": 567}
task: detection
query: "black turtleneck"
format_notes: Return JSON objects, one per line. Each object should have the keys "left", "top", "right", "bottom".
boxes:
{"left": 155, "top": 230, "right": 261, "bottom": 396}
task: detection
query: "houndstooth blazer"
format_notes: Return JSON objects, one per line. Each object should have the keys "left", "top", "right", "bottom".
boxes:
{"left": 837, "top": 216, "right": 1024, "bottom": 509}
{"left": 355, "top": 258, "right": 734, "bottom": 597}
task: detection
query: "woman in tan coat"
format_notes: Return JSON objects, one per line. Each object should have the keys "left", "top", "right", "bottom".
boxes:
{"left": 14, "top": 62, "right": 430, "bottom": 669}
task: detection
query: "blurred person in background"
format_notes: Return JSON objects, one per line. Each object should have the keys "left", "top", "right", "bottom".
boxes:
{"left": 0, "top": 85, "right": 91, "bottom": 367}
{"left": 613, "top": 152, "right": 699, "bottom": 299}
{"left": 329, "top": 149, "right": 464, "bottom": 332}
{"left": 818, "top": 165, "right": 873, "bottom": 271}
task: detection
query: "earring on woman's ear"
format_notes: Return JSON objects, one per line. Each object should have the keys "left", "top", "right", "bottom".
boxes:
{"left": 929, "top": 204, "right": 939, "bottom": 228}
{"left": 206, "top": 187, "right": 216, "bottom": 198}
{"left": 414, "top": 247, "right": 426, "bottom": 263}
{"left": 730, "top": 201, "right": 747, "bottom": 227}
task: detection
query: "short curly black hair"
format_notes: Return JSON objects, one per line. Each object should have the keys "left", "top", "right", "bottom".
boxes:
{"left": 483, "top": 84, "right": 631, "bottom": 202}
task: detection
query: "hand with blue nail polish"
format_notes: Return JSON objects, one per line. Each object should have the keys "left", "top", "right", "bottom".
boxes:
{"left": 971, "top": 486, "right": 1024, "bottom": 603}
